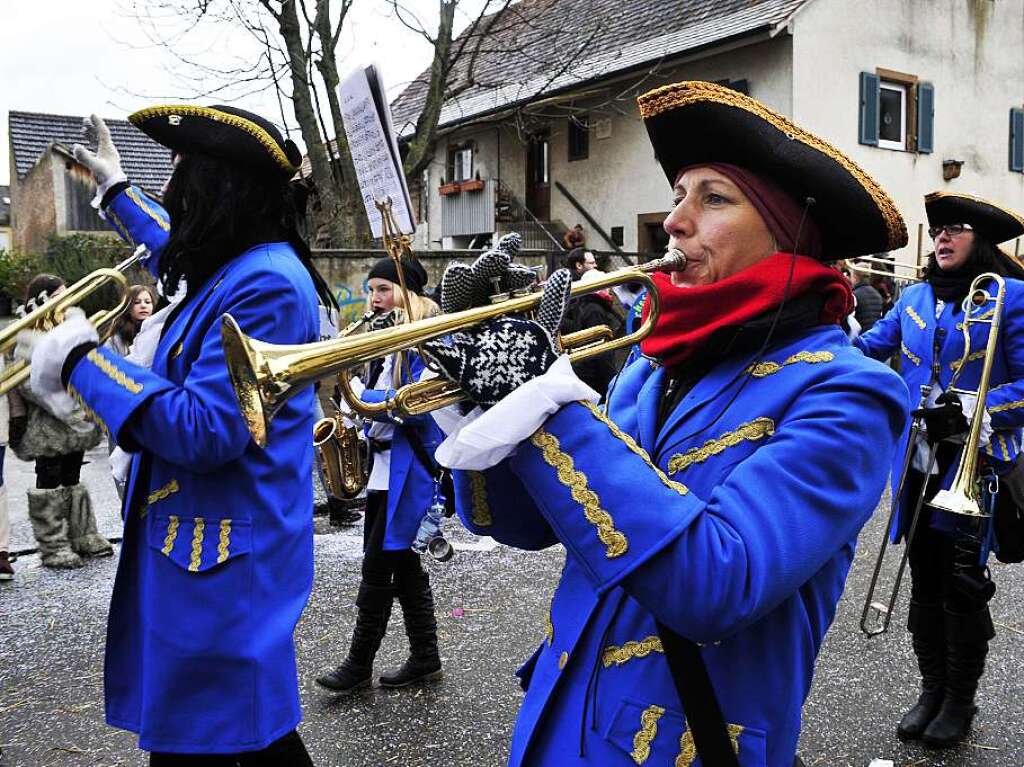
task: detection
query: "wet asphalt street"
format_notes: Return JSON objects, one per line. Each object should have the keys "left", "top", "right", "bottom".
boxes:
{"left": 1, "top": 447, "right": 1022, "bottom": 766}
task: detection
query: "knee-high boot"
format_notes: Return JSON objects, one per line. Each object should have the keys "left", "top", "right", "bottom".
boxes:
{"left": 27, "top": 488, "right": 82, "bottom": 569}
{"left": 65, "top": 485, "right": 113, "bottom": 558}
{"left": 897, "top": 600, "right": 946, "bottom": 740}
{"left": 922, "top": 606, "right": 994, "bottom": 747}
{"left": 380, "top": 567, "right": 442, "bottom": 687}
{"left": 315, "top": 582, "right": 393, "bottom": 693}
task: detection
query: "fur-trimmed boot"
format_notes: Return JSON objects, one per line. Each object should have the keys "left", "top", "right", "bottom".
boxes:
{"left": 380, "top": 568, "right": 442, "bottom": 688}
{"left": 922, "top": 606, "right": 994, "bottom": 748}
{"left": 897, "top": 600, "right": 946, "bottom": 740}
{"left": 27, "top": 488, "right": 82, "bottom": 569}
{"left": 65, "top": 485, "right": 113, "bottom": 558}
{"left": 315, "top": 582, "right": 394, "bottom": 694}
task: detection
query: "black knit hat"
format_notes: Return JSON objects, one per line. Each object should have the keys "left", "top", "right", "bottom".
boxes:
{"left": 368, "top": 257, "right": 427, "bottom": 295}
{"left": 925, "top": 191, "right": 1024, "bottom": 245}
{"left": 638, "top": 81, "right": 907, "bottom": 261}
{"left": 128, "top": 104, "right": 301, "bottom": 179}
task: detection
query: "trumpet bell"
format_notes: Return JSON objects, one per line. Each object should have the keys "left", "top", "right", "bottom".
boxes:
{"left": 929, "top": 487, "right": 987, "bottom": 518}
{"left": 222, "top": 314, "right": 274, "bottom": 448}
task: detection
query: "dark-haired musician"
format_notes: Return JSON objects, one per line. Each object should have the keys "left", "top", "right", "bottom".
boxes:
{"left": 856, "top": 192, "right": 1024, "bottom": 747}
{"left": 16, "top": 107, "right": 331, "bottom": 764}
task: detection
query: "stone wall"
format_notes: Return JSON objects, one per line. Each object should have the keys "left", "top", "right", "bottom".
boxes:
{"left": 11, "top": 152, "right": 57, "bottom": 254}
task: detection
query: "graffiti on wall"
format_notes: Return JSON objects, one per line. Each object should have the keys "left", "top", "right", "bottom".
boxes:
{"left": 333, "top": 280, "right": 369, "bottom": 326}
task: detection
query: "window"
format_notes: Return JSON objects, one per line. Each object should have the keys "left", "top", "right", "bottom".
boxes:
{"left": 1010, "top": 108, "right": 1024, "bottom": 172}
{"left": 568, "top": 115, "right": 589, "bottom": 161}
{"left": 859, "top": 70, "right": 934, "bottom": 154}
{"left": 448, "top": 143, "right": 474, "bottom": 182}
{"left": 610, "top": 226, "right": 624, "bottom": 247}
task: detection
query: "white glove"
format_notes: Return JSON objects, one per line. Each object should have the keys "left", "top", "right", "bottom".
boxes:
{"left": 72, "top": 114, "right": 127, "bottom": 195}
{"left": 959, "top": 393, "right": 995, "bottom": 448}
{"left": 15, "top": 307, "right": 99, "bottom": 419}
{"left": 110, "top": 447, "right": 133, "bottom": 485}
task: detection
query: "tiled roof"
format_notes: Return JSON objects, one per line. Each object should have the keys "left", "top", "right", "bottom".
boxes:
{"left": 390, "top": 0, "right": 808, "bottom": 135}
{"left": 8, "top": 111, "right": 173, "bottom": 195}
{"left": 0, "top": 185, "right": 10, "bottom": 227}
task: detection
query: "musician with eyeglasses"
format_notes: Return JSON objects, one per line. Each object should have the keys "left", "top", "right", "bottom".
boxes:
{"left": 855, "top": 192, "right": 1024, "bottom": 747}
{"left": 420, "top": 81, "right": 910, "bottom": 767}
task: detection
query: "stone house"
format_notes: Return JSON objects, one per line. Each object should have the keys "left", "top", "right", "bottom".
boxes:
{"left": 7, "top": 111, "right": 172, "bottom": 254}
{"left": 0, "top": 186, "right": 10, "bottom": 251}
{"left": 391, "top": 0, "right": 1024, "bottom": 263}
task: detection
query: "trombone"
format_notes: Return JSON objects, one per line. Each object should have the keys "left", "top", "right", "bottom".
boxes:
{"left": 223, "top": 250, "right": 687, "bottom": 448}
{"left": 0, "top": 246, "right": 145, "bottom": 396}
{"left": 846, "top": 255, "right": 924, "bottom": 283}
{"left": 860, "top": 272, "right": 1005, "bottom": 636}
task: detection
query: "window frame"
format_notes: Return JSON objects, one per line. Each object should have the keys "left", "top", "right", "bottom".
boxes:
{"left": 447, "top": 142, "right": 474, "bottom": 183}
{"left": 568, "top": 114, "right": 589, "bottom": 162}
{"left": 876, "top": 68, "right": 918, "bottom": 152}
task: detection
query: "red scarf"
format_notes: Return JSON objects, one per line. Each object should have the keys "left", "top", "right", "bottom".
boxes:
{"left": 639, "top": 252, "right": 853, "bottom": 369}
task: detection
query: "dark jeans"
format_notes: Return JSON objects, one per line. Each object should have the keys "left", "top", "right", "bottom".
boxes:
{"left": 149, "top": 729, "right": 312, "bottom": 766}
{"left": 362, "top": 490, "right": 426, "bottom": 588}
{"left": 34, "top": 451, "right": 83, "bottom": 490}
{"left": 905, "top": 467, "right": 992, "bottom": 614}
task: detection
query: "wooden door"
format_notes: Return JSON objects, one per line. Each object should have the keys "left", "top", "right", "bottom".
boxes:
{"left": 525, "top": 130, "right": 550, "bottom": 220}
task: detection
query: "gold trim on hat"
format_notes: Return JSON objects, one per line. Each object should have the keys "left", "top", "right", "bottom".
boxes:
{"left": 637, "top": 81, "right": 907, "bottom": 251}
{"left": 129, "top": 105, "right": 296, "bottom": 174}
{"left": 924, "top": 191, "right": 1024, "bottom": 230}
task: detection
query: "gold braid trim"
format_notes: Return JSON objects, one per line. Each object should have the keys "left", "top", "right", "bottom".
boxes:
{"left": 106, "top": 207, "right": 133, "bottom": 243}
{"left": 905, "top": 306, "right": 927, "bottom": 330}
{"left": 631, "top": 705, "right": 665, "bottom": 765}
{"left": 147, "top": 479, "right": 179, "bottom": 506}
{"left": 958, "top": 308, "right": 995, "bottom": 330}
{"left": 901, "top": 343, "right": 921, "bottom": 366}
{"left": 530, "top": 429, "right": 628, "bottom": 558}
{"left": 745, "top": 350, "right": 834, "bottom": 378}
{"left": 161, "top": 515, "right": 180, "bottom": 556}
{"left": 667, "top": 417, "right": 775, "bottom": 474}
{"left": 636, "top": 81, "right": 906, "bottom": 249}
{"left": 544, "top": 612, "right": 554, "bottom": 646}
{"left": 990, "top": 399, "right": 1024, "bottom": 414}
{"left": 580, "top": 401, "right": 689, "bottom": 496}
{"left": 950, "top": 350, "right": 986, "bottom": 372}
{"left": 188, "top": 517, "right": 205, "bottom": 572}
{"left": 925, "top": 190, "right": 1024, "bottom": 229}
{"left": 217, "top": 519, "right": 232, "bottom": 564}
{"left": 87, "top": 350, "right": 143, "bottom": 394}
{"left": 129, "top": 105, "right": 297, "bottom": 174}
{"left": 67, "top": 385, "right": 109, "bottom": 436}
{"left": 675, "top": 724, "right": 744, "bottom": 767}
{"left": 603, "top": 636, "right": 664, "bottom": 668}
{"left": 125, "top": 187, "right": 169, "bottom": 232}
{"left": 467, "top": 471, "right": 492, "bottom": 526}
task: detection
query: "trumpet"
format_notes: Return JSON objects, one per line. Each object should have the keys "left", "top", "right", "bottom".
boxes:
{"left": 0, "top": 247, "right": 144, "bottom": 396}
{"left": 223, "top": 250, "right": 687, "bottom": 447}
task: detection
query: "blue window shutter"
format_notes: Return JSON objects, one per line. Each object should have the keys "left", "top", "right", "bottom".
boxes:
{"left": 859, "top": 72, "right": 880, "bottom": 146}
{"left": 917, "top": 82, "right": 934, "bottom": 154}
{"left": 1010, "top": 108, "right": 1024, "bottom": 172}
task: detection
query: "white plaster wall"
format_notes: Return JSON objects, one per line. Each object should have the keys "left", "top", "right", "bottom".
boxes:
{"left": 791, "top": 0, "right": 1024, "bottom": 261}
{"left": 419, "top": 36, "right": 794, "bottom": 251}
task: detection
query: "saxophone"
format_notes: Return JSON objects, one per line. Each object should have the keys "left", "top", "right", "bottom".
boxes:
{"left": 313, "top": 311, "right": 374, "bottom": 500}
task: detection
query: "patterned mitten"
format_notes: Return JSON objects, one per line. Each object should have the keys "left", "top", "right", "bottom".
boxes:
{"left": 368, "top": 309, "right": 398, "bottom": 331}
{"left": 422, "top": 269, "right": 572, "bottom": 407}
{"left": 439, "top": 233, "right": 538, "bottom": 313}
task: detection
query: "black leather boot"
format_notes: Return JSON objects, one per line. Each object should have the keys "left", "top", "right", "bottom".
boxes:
{"left": 922, "top": 606, "right": 994, "bottom": 748}
{"left": 316, "top": 582, "right": 393, "bottom": 693}
{"left": 379, "top": 568, "right": 442, "bottom": 687}
{"left": 897, "top": 601, "right": 946, "bottom": 741}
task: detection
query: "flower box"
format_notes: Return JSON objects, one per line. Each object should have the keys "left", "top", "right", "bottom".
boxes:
{"left": 460, "top": 179, "right": 485, "bottom": 192}
{"left": 439, "top": 183, "right": 461, "bottom": 196}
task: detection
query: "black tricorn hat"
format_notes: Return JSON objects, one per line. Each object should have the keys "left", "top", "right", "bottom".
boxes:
{"left": 638, "top": 81, "right": 907, "bottom": 261}
{"left": 924, "top": 191, "right": 1024, "bottom": 245}
{"left": 128, "top": 104, "right": 301, "bottom": 179}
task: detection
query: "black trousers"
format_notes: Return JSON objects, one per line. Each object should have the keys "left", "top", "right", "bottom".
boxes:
{"left": 35, "top": 451, "right": 83, "bottom": 490}
{"left": 905, "top": 467, "right": 992, "bottom": 614}
{"left": 361, "top": 490, "right": 427, "bottom": 588}
{"left": 149, "top": 729, "right": 312, "bottom": 766}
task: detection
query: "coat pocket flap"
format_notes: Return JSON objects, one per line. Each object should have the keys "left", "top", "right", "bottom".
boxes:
{"left": 603, "top": 697, "right": 767, "bottom": 766}
{"left": 149, "top": 514, "right": 252, "bottom": 573}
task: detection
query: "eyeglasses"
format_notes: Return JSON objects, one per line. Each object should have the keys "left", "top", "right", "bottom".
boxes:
{"left": 928, "top": 223, "right": 973, "bottom": 239}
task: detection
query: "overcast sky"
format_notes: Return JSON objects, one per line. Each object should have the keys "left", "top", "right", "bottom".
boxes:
{"left": 0, "top": 0, "right": 459, "bottom": 185}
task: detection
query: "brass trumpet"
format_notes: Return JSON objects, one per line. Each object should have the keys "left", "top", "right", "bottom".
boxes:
{"left": 223, "top": 251, "right": 687, "bottom": 447}
{"left": 0, "top": 247, "right": 144, "bottom": 396}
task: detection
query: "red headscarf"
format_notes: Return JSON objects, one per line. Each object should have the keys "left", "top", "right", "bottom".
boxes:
{"left": 639, "top": 164, "right": 851, "bottom": 369}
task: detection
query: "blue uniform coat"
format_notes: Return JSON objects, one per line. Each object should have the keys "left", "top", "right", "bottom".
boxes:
{"left": 70, "top": 187, "right": 318, "bottom": 753}
{"left": 360, "top": 353, "right": 444, "bottom": 550}
{"left": 855, "top": 278, "right": 1024, "bottom": 542}
{"left": 453, "top": 325, "right": 908, "bottom": 767}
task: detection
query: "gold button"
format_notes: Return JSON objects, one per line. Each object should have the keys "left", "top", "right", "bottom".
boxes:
{"left": 558, "top": 651, "right": 568, "bottom": 670}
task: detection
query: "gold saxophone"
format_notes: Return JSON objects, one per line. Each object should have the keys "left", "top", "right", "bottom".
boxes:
{"left": 313, "top": 311, "right": 374, "bottom": 500}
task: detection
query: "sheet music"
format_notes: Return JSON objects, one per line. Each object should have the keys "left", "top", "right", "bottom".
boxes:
{"left": 339, "top": 64, "right": 416, "bottom": 238}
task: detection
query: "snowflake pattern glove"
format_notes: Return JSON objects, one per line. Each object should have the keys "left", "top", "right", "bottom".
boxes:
{"left": 422, "top": 269, "right": 573, "bottom": 408}
{"left": 368, "top": 309, "right": 398, "bottom": 332}
{"left": 439, "top": 233, "right": 537, "bottom": 313}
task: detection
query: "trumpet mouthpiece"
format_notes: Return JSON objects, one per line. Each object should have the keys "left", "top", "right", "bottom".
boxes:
{"left": 643, "top": 249, "right": 688, "bottom": 274}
